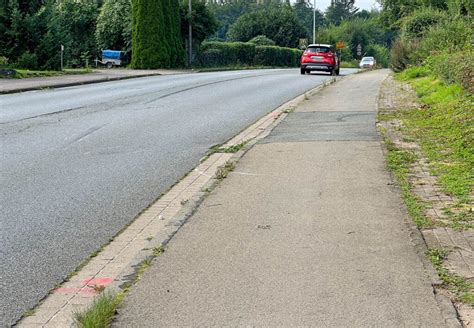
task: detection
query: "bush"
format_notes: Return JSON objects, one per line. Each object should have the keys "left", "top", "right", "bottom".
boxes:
{"left": 414, "top": 18, "right": 472, "bottom": 62}
{"left": 428, "top": 51, "right": 474, "bottom": 93}
{"left": 16, "top": 52, "right": 39, "bottom": 70}
{"left": 198, "top": 41, "right": 301, "bottom": 68}
{"left": 0, "top": 56, "right": 9, "bottom": 68}
{"left": 400, "top": 8, "right": 447, "bottom": 40}
{"left": 254, "top": 46, "right": 301, "bottom": 67}
{"left": 390, "top": 39, "right": 413, "bottom": 72}
{"left": 199, "top": 41, "right": 256, "bottom": 66}
{"left": 248, "top": 35, "right": 276, "bottom": 46}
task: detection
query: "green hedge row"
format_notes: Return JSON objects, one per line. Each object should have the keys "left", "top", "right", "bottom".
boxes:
{"left": 198, "top": 42, "right": 302, "bottom": 68}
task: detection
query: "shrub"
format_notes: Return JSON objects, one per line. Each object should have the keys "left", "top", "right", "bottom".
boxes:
{"left": 428, "top": 51, "right": 474, "bottom": 93}
{"left": 390, "top": 39, "right": 413, "bottom": 72}
{"left": 198, "top": 41, "right": 301, "bottom": 68}
{"left": 199, "top": 41, "right": 256, "bottom": 66}
{"left": 0, "top": 56, "right": 8, "bottom": 68}
{"left": 16, "top": 52, "right": 39, "bottom": 70}
{"left": 254, "top": 46, "right": 301, "bottom": 67}
{"left": 248, "top": 35, "right": 276, "bottom": 46}
{"left": 414, "top": 18, "right": 472, "bottom": 62}
{"left": 400, "top": 8, "right": 447, "bottom": 41}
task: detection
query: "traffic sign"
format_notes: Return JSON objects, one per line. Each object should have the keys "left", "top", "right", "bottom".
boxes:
{"left": 336, "top": 41, "right": 345, "bottom": 49}
{"left": 356, "top": 44, "right": 362, "bottom": 56}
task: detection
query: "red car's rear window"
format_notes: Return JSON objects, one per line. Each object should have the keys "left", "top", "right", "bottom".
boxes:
{"left": 307, "top": 47, "right": 330, "bottom": 53}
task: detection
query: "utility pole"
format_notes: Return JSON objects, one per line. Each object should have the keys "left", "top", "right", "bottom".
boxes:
{"left": 188, "top": 0, "right": 193, "bottom": 67}
{"left": 312, "top": 0, "right": 316, "bottom": 44}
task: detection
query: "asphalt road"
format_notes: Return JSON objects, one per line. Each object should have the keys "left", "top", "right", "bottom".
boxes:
{"left": 0, "top": 68, "right": 355, "bottom": 326}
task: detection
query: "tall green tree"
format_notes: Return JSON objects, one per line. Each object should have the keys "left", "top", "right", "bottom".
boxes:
{"left": 293, "top": 0, "right": 325, "bottom": 40}
{"left": 325, "top": 0, "right": 359, "bottom": 25}
{"left": 131, "top": 0, "right": 183, "bottom": 68}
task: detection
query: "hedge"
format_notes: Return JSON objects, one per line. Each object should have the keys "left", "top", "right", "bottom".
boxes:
{"left": 198, "top": 41, "right": 302, "bottom": 68}
{"left": 428, "top": 51, "right": 474, "bottom": 94}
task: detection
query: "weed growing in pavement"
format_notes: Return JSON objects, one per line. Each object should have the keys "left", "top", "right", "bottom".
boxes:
{"left": 22, "top": 309, "right": 35, "bottom": 317}
{"left": 152, "top": 245, "right": 165, "bottom": 257}
{"left": 427, "top": 249, "right": 474, "bottom": 305}
{"left": 145, "top": 236, "right": 153, "bottom": 241}
{"left": 180, "top": 199, "right": 189, "bottom": 206}
{"left": 385, "top": 140, "right": 432, "bottom": 228}
{"left": 215, "top": 161, "right": 235, "bottom": 180}
{"left": 208, "top": 141, "right": 248, "bottom": 156}
{"left": 74, "top": 292, "right": 123, "bottom": 328}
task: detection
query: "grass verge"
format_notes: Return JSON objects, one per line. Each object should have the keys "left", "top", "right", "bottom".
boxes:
{"left": 74, "top": 292, "right": 124, "bottom": 328}
{"left": 1, "top": 68, "right": 93, "bottom": 79}
{"left": 384, "top": 139, "right": 432, "bottom": 228}
{"left": 427, "top": 249, "right": 474, "bottom": 305}
{"left": 394, "top": 69, "right": 473, "bottom": 203}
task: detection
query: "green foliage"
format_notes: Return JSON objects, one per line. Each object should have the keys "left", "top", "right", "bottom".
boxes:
{"left": 180, "top": 0, "right": 218, "bottom": 45}
{"left": 0, "top": 55, "right": 8, "bottom": 67}
{"left": 400, "top": 8, "right": 447, "bottom": 40}
{"left": 15, "top": 51, "right": 37, "bottom": 69}
{"left": 325, "top": 0, "right": 359, "bottom": 25}
{"left": 393, "top": 73, "right": 473, "bottom": 200}
{"left": 95, "top": 0, "right": 132, "bottom": 51}
{"left": 293, "top": 1, "right": 325, "bottom": 39}
{"left": 428, "top": 51, "right": 474, "bottom": 93}
{"left": 390, "top": 39, "right": 412, "bottom": 72}
{"left": 199, "top": 41, "right": 256, "bottom": 67}
{"left": 254, "top": 45, "right": 302, "bottom": 67}
{"left": 207, "top": 0, "right": 256, "bottom": 40}
{"left": 248, "top": 35, "right": 276, "bottom": 46}
{"left": 131, "top": 0, "right": 184, "bottom": 68}
{"left": 227, "top": 5, "right": 306, "bottom": 48}
{"left": 198, "top": 41, "right": 301, "bottom": 68}
{"left": 74, "top": 292, "right": 124, "bottom": 328}
{"left": 365, "top": 44, "right": 390, "bottom": 67}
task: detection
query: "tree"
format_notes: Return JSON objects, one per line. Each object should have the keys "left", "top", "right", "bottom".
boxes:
{"left": 180, "top": 0, "right": 218, "bottom": 45}
{"left": 95, "top": 0, "right": 132, "bottom": 51}
{"left": 293, "top": 0, "right": 325, "bottom": 40}
{"left": 325, "top": 0, "right": 359, "bottom": 25}
{"left": 131, "top": 0, "right": 183, "bottom": 68}
{"left": 227, "top": 4, "right": 306, "bottom": 48}
{"left": 207, "top": 0, "right": 255, "bottom": 40}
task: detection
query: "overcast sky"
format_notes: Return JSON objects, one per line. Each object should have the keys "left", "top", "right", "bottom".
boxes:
{"left": 311, "top": 0, "right": 380, "bottom": 11}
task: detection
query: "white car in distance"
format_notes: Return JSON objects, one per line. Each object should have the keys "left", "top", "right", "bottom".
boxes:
{"left": 359, "top": 57, "right": 376, "bottom": 69}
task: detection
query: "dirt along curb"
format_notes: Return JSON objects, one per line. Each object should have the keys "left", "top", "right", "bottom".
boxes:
{"left": 15, "top": 76, "right": 339, "bottom": 327}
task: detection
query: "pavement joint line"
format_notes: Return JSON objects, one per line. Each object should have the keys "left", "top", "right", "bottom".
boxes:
{"left": 15, "top": 78, "right": 339, "bottom": 327}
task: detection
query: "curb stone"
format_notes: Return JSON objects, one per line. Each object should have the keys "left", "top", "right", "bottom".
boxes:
{"left": 15, "top": 76, "right": 338, "bottom": 327}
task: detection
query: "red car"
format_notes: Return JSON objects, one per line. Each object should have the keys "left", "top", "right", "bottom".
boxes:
{"left": 300, "top": 44, "right": 340, "bottom": 75}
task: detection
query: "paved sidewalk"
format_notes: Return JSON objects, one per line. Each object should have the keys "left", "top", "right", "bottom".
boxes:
{"left": 114, "top": 70, "right": 454, "bottom": 327}
{"left": 0, "top": 68, "right": 190, "bottom": 94}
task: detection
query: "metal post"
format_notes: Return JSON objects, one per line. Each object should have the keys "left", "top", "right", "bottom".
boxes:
{"left": 60, "top": 44, "right": 64, "bottom": 71}
{"left": 188, "top": 0, "right": 192, "bottom": 67}
{"left": 312, "top": 0, "right": 316, "bottom": 44}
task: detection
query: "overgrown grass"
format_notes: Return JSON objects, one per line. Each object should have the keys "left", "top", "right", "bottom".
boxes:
{"left": 394, "top": 68, "right": 473, "bottom": 202}
{"left": 74, "top": 292, "right": 123, "bottom": 328}
{"left": 427, "top": 249, "right": 474, "bottom": 305}
{"left": 385, "top": 140, "right": 432, "bottom": 228}
{"left": 1, "top": 68, "right": 93, "bottom": 79}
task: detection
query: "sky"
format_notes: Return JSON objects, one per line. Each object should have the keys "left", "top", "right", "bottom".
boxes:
{"left": 310, "top": 0, "right": 380, "bottom": 11}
